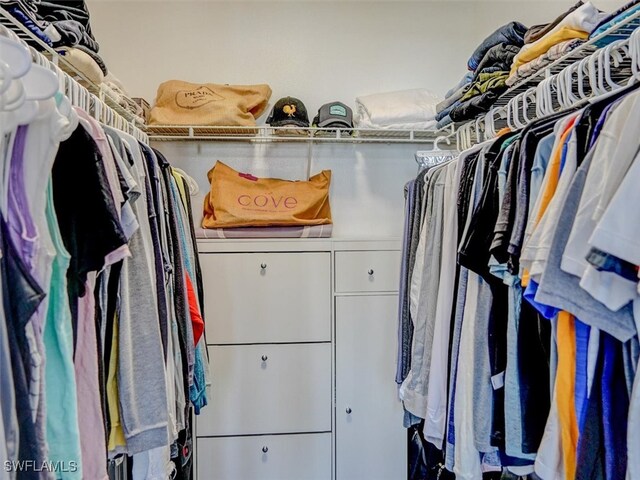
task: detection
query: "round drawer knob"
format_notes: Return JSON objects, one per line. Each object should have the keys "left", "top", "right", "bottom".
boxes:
{"left": 261, "top": 355, "right": 268, "bottom": 362}
{"left": 262, "top": 446, "right": 269, "bottom": 453}
{"left": 346, "top": 407, "right": 352, "bottom": 414}
{"left": 368, "top": 269, "right": 374, "bottom": 275}
{"left": 260, "top": 263, "right": 267, "bottom": 269}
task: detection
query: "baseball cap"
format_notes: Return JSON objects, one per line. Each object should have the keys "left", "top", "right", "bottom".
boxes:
{"left": 267, "top": 97, "right": 310, "bottom": 127}
{"left": 312, "top": 102, "right": 354, "bottom": 128}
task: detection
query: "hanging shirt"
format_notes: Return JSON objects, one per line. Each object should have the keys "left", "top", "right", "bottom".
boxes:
{"left": 447, "top": 143, "right": 489, "bottom": 475}
{"left": 561, "top": 90, "right": 640, "bottom": 279}
{"left": 105, "top": 128, "right": 169, "bottom": 455}
{"left": 169, "top": 172, "right": 208, "bottom": 413}
{"left": 585, "top": 149, "right": 640, "bottom": 304}
{"left": 601, "top": 333, "right": 629, "bottom": 480}
{"left": 445, "top": 145, "right": 485, "bottom": 472}
{"left": 6, "top": 126, "right": 45, "bottom": 425}
{"left": 520, "top": 115, "right": 578, "bottom": 287}
{"left": 155, "top": 149, "right": 194, "bottom": 422}
{"left": 52, "top": 123, "right": 129, "bottom": 480}
{"left": 489, "top": 139, "right": 535, "bottom": 464}
{"left": 51, "top": 124, "right": 128, "bottom": 335}
{"left": 397, "top": 179, "right": 417, "bottom": 385}
{"left": 0, "top": 246, "right": 19, "bottom": 478}
{"left": 423, "top": 160, "right": 459, "bottom": 448}
{"left": 534, "top": 146, "right": 636, "bottom": 341}
{"left": 0, "top": 214, "right": 47, "bottom": 480}
{"left": 401, "top": 163, "right": 452, "bottom": 419}
{"left": 43, "top": 183, "right": 83, "bottom": 480}
{"left": 523, "top": 129, "right": 580, "bottom": 313}
{"left": 454, "top": 272, "right": 492, "bottom": 480}
{"left": 507, "top": 110, "right": 575, "bottom": 267}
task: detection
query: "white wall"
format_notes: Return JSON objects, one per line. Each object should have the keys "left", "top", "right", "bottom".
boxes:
{"left": 153, "top": 140, "right": 423, "bottom": 238}
{"left": 86, "top": 0, "right": 630, "bottom": 238}
{"left": 86, "top": 0, "right": 629, "bottom": 114}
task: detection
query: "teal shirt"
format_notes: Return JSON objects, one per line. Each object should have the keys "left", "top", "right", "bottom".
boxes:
{"left": 43, "top": 182, "right": 83, "bottom": 479}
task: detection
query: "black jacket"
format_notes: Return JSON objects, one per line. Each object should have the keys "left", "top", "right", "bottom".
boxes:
{"left": 449, "top": 87, "right": 507, "bottom": 123}
{"left": 473, "top": 43, "right": 521, "bottom": 81}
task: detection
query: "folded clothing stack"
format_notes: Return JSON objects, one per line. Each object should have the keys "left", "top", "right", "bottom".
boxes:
{"left": 449, "top": 71, "right": 510, "bottom": 123}
{"left": 506, "top": 38, "right": 584, "bottom": 86}
{"left": 56, "top": 46, "right": 105, "bottom": 84}
{"left": 509, "top": 1, "right": 608, "bottom": 81}
{"left": 467, "top": 21, "right": 528, "bottom": 71}
{"left": 354, "top": 89, "right": 441, "bottom": 130}
{"left": 437, "top": 22, "right": 527, "bottom": 126}
{"left": 435, "top": 73, "right": 473, "bottom": 129}
{"left": 590, "top": 0, "right": 640, "bottom": 47}
{"left": 1, "top": 1, "right": 101, "bottom": 53}
{"left": 441, "top": 1, "right": 612, "bottom": 126}
{"left": 34, "top": 0, "right": 100, "bottom": 52}
{"left": 1, "top": 0, "right": 109, "bottom": 77}
{"left": 523, "top": 1, "right": 584, "bottom": 44}
{"left": 0, "top": 1, "right": 54, "bottom": 45}
{"left": 101, "top": 74, "right": 146, "bottom": 122}
{"left": 472, "top": 43, "right": 521, "bottom": 78}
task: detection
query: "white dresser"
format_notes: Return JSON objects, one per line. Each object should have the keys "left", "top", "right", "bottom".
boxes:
{"left": 194, "top": 238, "right": 407, "bottom": 480}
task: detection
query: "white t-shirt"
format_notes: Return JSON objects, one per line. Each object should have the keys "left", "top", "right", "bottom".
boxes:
{"left": 571, "top": 94, "right": 640, "bottom": 310}
{"left": 589, "top": 148, "right": 640, "bottom": 266}
{"left": 561, "top": 92, "right": 639, "bottom": 279}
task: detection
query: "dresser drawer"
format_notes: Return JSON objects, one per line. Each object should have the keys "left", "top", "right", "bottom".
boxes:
{"left": 335, "top": 250, "right": 401, "bottom": 293}
{"left": 197, "top": 344, "right": 331, "bottom": 436}
{"left": 196, "top": 433, "right": 331, "bottom": 480}
{"left": 200, "top": 252, "right": 331, "bottom": 344}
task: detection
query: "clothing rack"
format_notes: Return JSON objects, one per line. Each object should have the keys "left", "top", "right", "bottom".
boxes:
{"left": 31, "top": 47, "right": 149, "bottom": 143}
{"left": 449, "top": 7, "right": 640, "bottom": 150}
{"left": 0, "top": 7, "right": 148, "bottom": 144}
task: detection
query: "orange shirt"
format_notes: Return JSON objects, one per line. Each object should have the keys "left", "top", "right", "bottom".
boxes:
{"left": 557, "top": 312, "right": 578, "bottom": 480}
{"left": 522, "top": 117, "right": 577, "bottom": 287}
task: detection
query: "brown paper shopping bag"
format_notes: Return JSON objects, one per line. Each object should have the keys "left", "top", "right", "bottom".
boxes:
{"left": 202, "top": 161, "right": 332, "bottom": 228}
{"left": 148, "top": 80, "right": 272, "bottom": 126}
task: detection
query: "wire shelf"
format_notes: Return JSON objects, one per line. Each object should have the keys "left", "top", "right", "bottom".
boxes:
{"left": 494, "top": 8, "right": 640, "bottom": 107}
{"left": 146, "top": 125, "right": 454, "bottom": 144}
{"left": 0, "top": 8, "right": 145, "bottom": 129}
{"left": 446, "top": 6, "right": 640, "bottom": 150}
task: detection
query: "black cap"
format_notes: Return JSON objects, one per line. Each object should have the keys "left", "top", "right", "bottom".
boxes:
{"left": 267, "top": 97, "right": 309, "bottom": 127}
{"left": 313, "top": 102, "right": 354, "bottom": 128}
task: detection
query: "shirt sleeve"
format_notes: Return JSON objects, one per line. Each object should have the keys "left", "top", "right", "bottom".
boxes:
{"left": 588, "top": 150, "right": 640, "bottom": 266}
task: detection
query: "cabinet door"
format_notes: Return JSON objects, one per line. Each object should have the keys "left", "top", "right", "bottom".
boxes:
{"left": 336, "top": 295, "right": 406, "bottom": 480}
{"left": 200, "top": 252, "right": 331, "bottom": 344}
{"left": 196, "top": 433, "right": 331, "bottom": 480}
{"left": 197, "top": 344, "right": 332, "bottom": 436}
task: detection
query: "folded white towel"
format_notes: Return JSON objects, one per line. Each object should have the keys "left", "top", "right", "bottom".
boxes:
{"left": 355, "top": 88, "right": 441, "bottom": 130}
